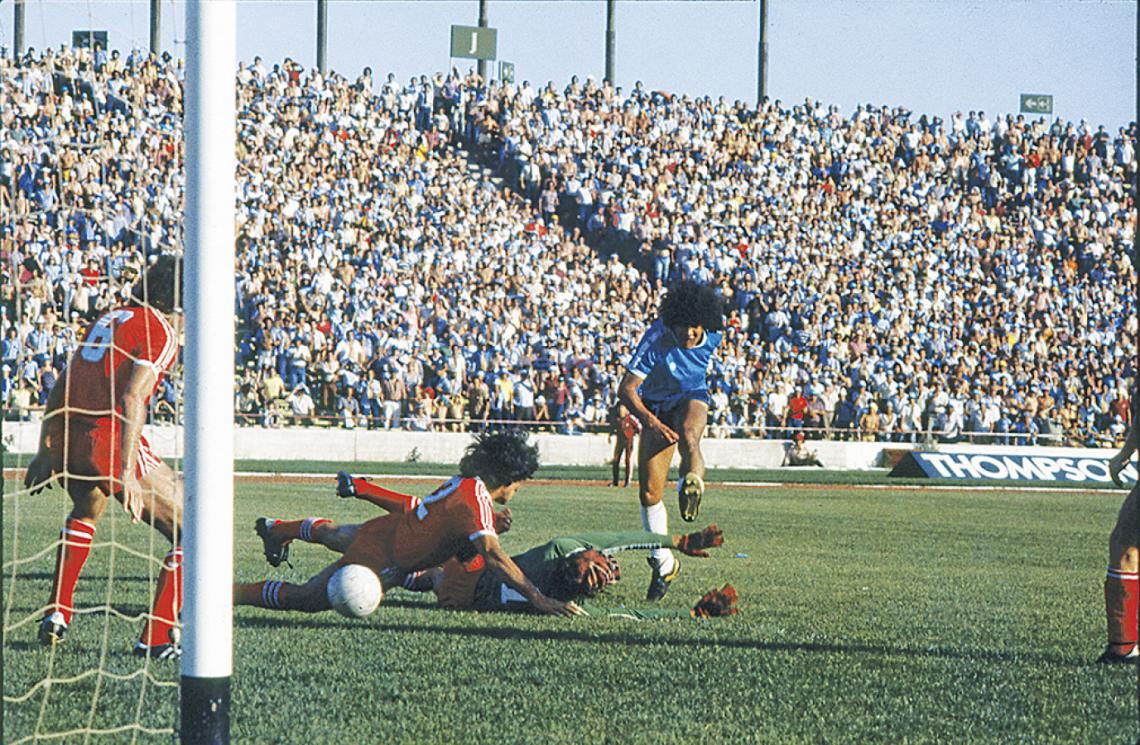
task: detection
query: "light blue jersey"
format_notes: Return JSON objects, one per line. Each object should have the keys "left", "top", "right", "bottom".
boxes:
{"left": 626, "top": 319, "right": 722, "bottom": 410}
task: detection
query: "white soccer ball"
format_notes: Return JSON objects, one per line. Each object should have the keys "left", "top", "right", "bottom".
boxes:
{"left": 326, "top": 564, "right": 383, "bottom": 618}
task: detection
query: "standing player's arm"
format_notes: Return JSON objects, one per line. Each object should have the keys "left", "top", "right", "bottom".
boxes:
{"left": 618, "top": 372, "right": 677, "bottom": 443}
{"left": 24, "top": 368, "right": 69, "bottom": 494}
{"left": 1108, "top": 421, "right": 1139, "bottom": 487}
{"left": 471, "top": 533, "right": 585, "bottom": 617}
{"left": 118, "top": 362, "right": 159, "bottom": 522}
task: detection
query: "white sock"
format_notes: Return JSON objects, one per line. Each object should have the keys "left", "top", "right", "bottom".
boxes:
{"left": 641, "top": 501, "right": 675, "bottom": 573}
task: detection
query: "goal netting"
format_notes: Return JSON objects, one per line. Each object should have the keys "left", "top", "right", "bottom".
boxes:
{"left": 3, "top": 99, "right": 184, "bottom": 745}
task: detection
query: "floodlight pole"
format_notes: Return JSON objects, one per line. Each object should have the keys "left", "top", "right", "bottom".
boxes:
{"left": 477, "top": 0, "right": 488, "bottom": 81}
{"left": 150, "top": 0, "right": 161, "bottom": 57}
{"left": 13, "top": 0, "right": 25, "bottom": 58}
{"left": 316, "top": 0, "right": 328, "bottom": 74}
{"left": 1130, "top": 1, "right": 1140, "bottom": 733}
{"left": 756, "top": 0, "right": 768, "bottom": 106}
{"left": 605, "top": 0, "right": 616, "bottom": 86}
{"left": 182, "top": 0, "right": 235, "bottom": 743}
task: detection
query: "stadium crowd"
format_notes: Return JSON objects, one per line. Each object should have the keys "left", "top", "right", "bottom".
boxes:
{"left": 1, "top": 45, "right": 1135, "bottom": 448}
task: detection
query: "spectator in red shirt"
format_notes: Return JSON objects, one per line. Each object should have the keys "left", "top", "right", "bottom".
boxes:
{"left": 79, "top": 258, "right": 102, "bottom": 287}
{"left": 785, "top": 386, "right": 809, "bottom": 434}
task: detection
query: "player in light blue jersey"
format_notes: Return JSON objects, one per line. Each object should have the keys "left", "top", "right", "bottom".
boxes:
{"left": 618, "top": 281, "right": 725, "bottom": 600}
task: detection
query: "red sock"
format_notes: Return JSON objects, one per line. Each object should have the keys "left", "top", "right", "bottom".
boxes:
{"left": 140, "top": 547, "right": 183, "bottom": 646}
{"left": 1104, "top": 568, "right": 1139, "bottom": 653}
{"left": 269, "top": 517, "right": 331, "bottom": 543}
{"left": 353, "top": 479, "right": 421, "bottom": 513}
{"left": 48, "top": 518, "right": 96, "bottom": 624}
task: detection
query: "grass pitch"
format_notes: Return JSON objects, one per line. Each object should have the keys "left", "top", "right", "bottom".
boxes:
{"left": 3, "top": 474, "right": 1138, "bottom": 743}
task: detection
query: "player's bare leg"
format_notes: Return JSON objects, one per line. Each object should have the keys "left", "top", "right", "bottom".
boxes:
{"left": 1101, "top": 484, "right": 1140, "bottom": 663}
{"left": 674, "top": 399, "right": 709, "bottom": 523}
{"left": 611, "top": 436, "right": 625, "bottom": 486}
{"left": 622, "top": 440, "right": 634, "bottom": 487}
{"left": 133, "top": 461, "right": 183, "bottom": 543}
{"left": 638, "top": 427, "right": 680, "bottom": 600}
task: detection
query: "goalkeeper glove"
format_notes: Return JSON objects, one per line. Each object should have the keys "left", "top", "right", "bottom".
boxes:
{"left": 676, "top": 524, "right": 724, "bottom": 557}
{"left": 692, "top": 584, "right": 738, "bottom": 618}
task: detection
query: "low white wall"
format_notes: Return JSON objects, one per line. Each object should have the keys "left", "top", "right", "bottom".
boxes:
{"left": 2, "top": 418, "right": 1119, "bottom": 470}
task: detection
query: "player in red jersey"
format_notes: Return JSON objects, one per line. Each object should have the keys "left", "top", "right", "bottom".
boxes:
{"left": 234, "top": 431, "right": 584, "bottom": 617}
{"left": 249, "top": 471, "right": 730, "bottom": 618}
{"left": 23, "top": 255, "right": 186, "bottom": 659}
{"left": 608, "top": 402, "right": 640, "bottom": 487}
{"left": 1100, "top": 402, "right": 1139, "bottom": 664}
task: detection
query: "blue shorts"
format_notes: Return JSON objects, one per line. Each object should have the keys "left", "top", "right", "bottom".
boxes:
{"left": 645, "top": 391, "right": 710, "bottom": 423}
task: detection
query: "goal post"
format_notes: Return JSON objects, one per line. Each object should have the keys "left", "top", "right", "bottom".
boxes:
{"left": 181, "top": 0, "right": 236, "bottom": 742}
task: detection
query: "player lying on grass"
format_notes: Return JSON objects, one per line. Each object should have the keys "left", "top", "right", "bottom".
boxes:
{"left": 23, "top": 255, "right": 185, "bottom": 659}
{"left": 234, "top": 431, "right": 584, "bottom": 617}
{"left": 1101, "top": 411, "right": 1139, "bottom": 664}
{"left": 261, "top": 471, "right": 735, "bottom": 618}
{"left": 619, "top": 280, "right": 725, "bottom": 601}
{"left": 415, "top": 528, "right": 735, "bottom": 619}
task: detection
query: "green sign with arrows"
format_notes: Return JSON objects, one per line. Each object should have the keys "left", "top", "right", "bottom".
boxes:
{"left": 1019, "top": 93, "right": 1053, "bottom": 115}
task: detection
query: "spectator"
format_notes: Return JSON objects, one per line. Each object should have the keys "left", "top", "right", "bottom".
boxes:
{"left": 288, "top": 385, "right": 316, "bottom": 427}
{"left": 1, "top": 48, "right": 1133, "bottom": 450}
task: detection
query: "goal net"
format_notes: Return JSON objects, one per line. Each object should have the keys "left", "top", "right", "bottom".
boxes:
{"left": 3, "top": 59, "right": 185, "bottom": 743}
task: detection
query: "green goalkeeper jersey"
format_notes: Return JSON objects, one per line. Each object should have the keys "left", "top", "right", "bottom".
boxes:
{"left": 470, "top": 530, "right": 673, "bottom": 611}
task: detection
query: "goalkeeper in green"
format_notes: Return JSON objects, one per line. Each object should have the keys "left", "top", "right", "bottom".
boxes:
{"left": 419, "top": 526, "right": 735, "bottom": 618}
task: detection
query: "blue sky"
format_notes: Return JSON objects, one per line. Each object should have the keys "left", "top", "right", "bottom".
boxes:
{"left": 2, "top": 0, "right": 1136, "bottom": 129}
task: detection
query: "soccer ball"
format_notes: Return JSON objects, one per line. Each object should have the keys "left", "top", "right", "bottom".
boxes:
{"left": 326, "top": 564, "right": 383, "bottom": 618}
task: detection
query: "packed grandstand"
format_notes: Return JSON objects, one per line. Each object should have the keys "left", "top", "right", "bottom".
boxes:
{"left": 1, "top": 46, "right": 1136, "bottom": 447}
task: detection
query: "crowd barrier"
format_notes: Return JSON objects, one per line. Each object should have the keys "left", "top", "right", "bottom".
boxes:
{"left": 3, "top": 420, "right": 1126, "bottom": 476}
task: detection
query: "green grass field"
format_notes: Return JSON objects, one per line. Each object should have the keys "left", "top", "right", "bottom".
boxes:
{"left": 4, "top": 474, "right": 1138, "bottom": 743}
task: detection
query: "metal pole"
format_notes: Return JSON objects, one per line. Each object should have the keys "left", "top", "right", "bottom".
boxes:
{"left": 757, "top": 0, "right": 768, "bottom": 106}
{"left": 182, "top": 0, "right": 235, "bottom": 741}
{"left": 316, "top": 0, "right": 328, "bottom": 74}
{"left": 605, "top": 0, "right": 616, "bottom": 86}
{"left": 14, "top": 0, "right": 25, "bottom": 59}
{"left": 150, "top": 0, "right": 161, "bottom": 57}
{"left": 477, "top": 0, "right": 488, "bottom": 81}
{"left": 1134, "top": 5, "right": 1139, "bottom": 738}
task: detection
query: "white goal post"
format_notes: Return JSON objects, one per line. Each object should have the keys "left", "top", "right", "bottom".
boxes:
{"left": 181, "top": 0, "right": 235, "bottom": 742}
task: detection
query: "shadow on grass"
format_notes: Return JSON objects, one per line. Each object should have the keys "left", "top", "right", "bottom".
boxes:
{"left": 235, "top": 613, "right": 1086, "bottom": 668}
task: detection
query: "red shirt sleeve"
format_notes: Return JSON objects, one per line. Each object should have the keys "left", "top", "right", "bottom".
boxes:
{"left": 457, "top": 478, "right": 497, "bottom": 541}
{"left": 120, "top": 307, "right": 178, "bottom": 376}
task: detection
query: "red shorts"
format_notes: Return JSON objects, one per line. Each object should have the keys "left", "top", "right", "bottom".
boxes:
{"left": 47, "top": 416, "right": 163, "bottom": 493}
{"left": 435, "top": 557, "right": 486, "bottom": 609}
{"left": 339, "top": 515, "right": 400, "bottom": 583}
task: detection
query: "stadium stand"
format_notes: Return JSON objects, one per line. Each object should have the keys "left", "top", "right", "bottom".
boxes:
{"left": 1, "top": 47, "right": 1135, "bottom": 447}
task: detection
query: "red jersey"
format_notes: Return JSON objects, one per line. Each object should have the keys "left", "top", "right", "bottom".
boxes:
{"left": 620, "top": 413, "right": 641, "bottom": 440}
{"left": 341, "top": 476, "right": 497, "bottom": 581}
{"left": 66, "top": 306, "right": 179, "bottom": 418}
{"left": 787, "top": 394, "right": 809, "bottom": 422}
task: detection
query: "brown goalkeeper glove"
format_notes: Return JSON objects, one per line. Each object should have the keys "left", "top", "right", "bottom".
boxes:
{"left": 675, "top": 524, "right": 724, "bottom": 557}
{"left": 692, "top": 584, "right": 738, "bottom": 618}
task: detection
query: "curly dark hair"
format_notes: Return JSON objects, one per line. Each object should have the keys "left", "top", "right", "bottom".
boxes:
{"left": 458, "top": 430, "right": 540, "bottom": 489}
{"left": 659, "top": 280, "right": 724, "bottom": 332}
{"left": 546, "top": 550, "right": 621, "bottom": 601}
{"left": 131, "top": 254, "right": 182, "bottom": 314}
